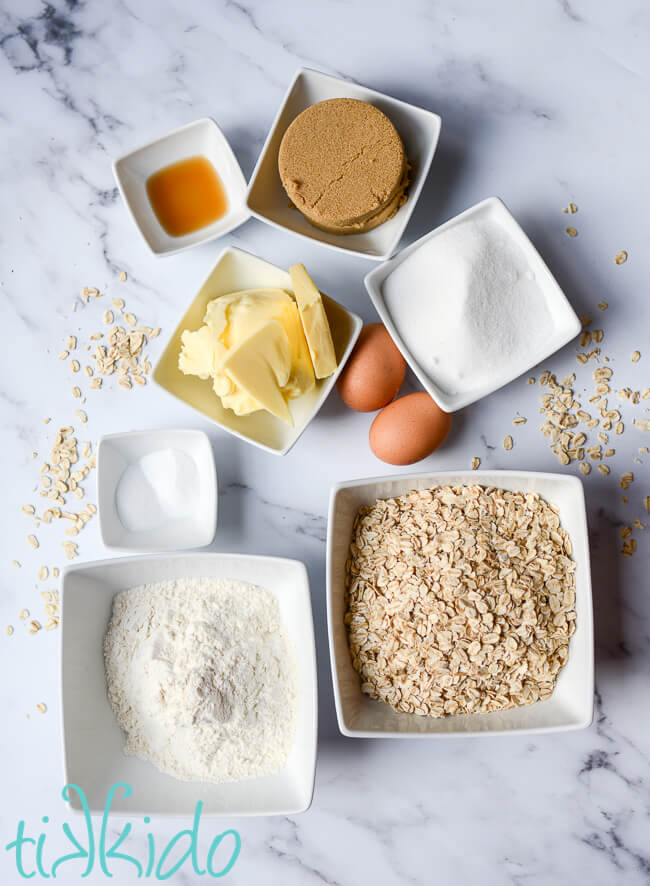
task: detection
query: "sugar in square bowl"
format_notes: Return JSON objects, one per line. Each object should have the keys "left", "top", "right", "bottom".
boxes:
{"left": 327, "top": 469, "right": 594, "bottom": 738}
{"left": 113, "top": 118, "right": 250, "bottom": 256}
{"left": 60, "top": 552, "right": 318, "bottom": 816}
{"left": 247, "top": 67, "right": 442, "bottom": 261}
{"left": 97, "top": 428, "right": 217, "bottom": 552}
{"left": 153, "top": 246, "right": 362, "bottom": 455}
{"left": 365, "top": 196, "right": 582, "bottom": 412}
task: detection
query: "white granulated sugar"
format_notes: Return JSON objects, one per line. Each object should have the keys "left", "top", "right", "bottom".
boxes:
{"left": 104, "top": 577, "right": 298, "bottom": 783}
{"left": 383, "top": 217, "right": 553, "bottom": 395}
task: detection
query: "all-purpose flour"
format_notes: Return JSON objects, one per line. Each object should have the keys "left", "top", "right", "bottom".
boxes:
{"left": 104, "top": 577, "right": 298, "bottom": 783}
{"left": 383, "top": 217, "right": 554, "bottom": 396}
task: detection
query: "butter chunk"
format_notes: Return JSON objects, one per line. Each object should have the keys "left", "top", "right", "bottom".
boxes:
{"left": 289, "top": 264, "right": 337, "bottom": 379}
{"left": 222, "top": 320, "right": 293, "bottom": 425}
{"left": 179, "top": 325, "right": 224, "bottom": 378}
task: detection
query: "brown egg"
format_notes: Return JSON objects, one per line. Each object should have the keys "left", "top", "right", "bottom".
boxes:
{"left": 337, "top": 323, "right": 406, "bottom": 412}
{"left": 369, "top": 392, "right": 452, "bottom": 465}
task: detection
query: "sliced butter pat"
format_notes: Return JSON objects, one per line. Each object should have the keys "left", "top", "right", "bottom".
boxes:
{"left": 289, "top": 264, "right": 337, "bottom": 379}
{"left": 222, "top": 320, "right": 293, "bottom": 425}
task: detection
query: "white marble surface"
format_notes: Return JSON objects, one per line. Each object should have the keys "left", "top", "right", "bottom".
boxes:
{"left": 1, "top": 0, "right": 649, "bottom": 883}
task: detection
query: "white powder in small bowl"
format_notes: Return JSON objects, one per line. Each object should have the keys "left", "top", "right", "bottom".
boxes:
{"left": 104, "top": 577, "right": 298, "bottom": 784}
{"left": 383, "top": 217, "right": 554, "bottom": 396}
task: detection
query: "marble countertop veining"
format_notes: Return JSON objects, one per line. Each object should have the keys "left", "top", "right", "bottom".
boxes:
{"left": 1, "top": 0, "right": 649, "bottom": 883}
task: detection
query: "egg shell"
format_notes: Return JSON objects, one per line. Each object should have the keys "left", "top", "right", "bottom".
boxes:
{"left": 336, "top": 322, "right": 406, "bottom": 412}
{"left": 369, "top": 391, "right": 452, "bottom": 465}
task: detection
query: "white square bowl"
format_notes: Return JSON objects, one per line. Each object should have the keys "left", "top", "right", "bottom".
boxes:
{"left": 113, "top": 118, "right": 250, "bottom": 257}
{"left": 60, "top": 552, "right": 318, "bottom": 816}
{"left": 327, "top": 469, "right": 594, "bottom": 738}
{"left": 364, "top": 197, "right": 582, "bottom": 412}
{"left": 246, "top": 67, "right": 442, "bottom": 261}
{"left": 153, "top": 246, "right": 362, "bottom": 455}
{"left": 97, "top": 429, "right": 217, "bottom": 552}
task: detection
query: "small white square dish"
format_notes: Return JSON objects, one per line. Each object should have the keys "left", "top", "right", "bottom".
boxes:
{"left": 327, "top": 469, "right": 594, "bottom": 738}
{"left": 246, "top": 67, "right": 442, "bottom": 261}
{"left": 113, "top": 118, "right": 250, "bottom": 257}
{"left": 364, "top": 197, "right": 582, "bottom": 412}
{"left": 97, "top": 429, "right": 217, "bottom": 552}
{"left": 153, "top": 246, "right": 363, "bottom": 456}
{"left": 60, "top": 552, "right": 318, "bottom": 816}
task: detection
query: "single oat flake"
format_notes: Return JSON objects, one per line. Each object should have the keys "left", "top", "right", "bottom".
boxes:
{"left": 565, "top": 227, "right": 578, "bottom": 237}
{"left": 503, "top": 436, "right": 513, "bottom": 451}
{"left": 614, "top": 251, "right": 628, "bottom": 265}
{"left": 471, "top": 457, "right": 480, "bottom": 470}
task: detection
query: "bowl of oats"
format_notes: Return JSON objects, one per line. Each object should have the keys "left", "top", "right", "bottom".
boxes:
{"left": 327, "top": 470, "right": 593, "bottom": 737}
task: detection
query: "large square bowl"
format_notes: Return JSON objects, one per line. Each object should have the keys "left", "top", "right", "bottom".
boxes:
{"left": 61, "top": 553, "right": 318, "bottom": 816}
{"left": 153, "top": 247, "right": 362, "bottom": 455}
{"left": 364, "top": 197, "right": 581, "bottom": 412}
{"left": 327, "top": 470, "right": 594, "bottom": 738}
{"left": 246, "top": 67, "right": 442, "bottom": 261}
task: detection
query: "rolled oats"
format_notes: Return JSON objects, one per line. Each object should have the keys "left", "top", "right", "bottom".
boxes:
{"left": 345, "top": 485, "right": 576, "bottom": 718}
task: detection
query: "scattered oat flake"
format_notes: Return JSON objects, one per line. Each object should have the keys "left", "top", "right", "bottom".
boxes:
{"left": 631, "top": 351, "right": 641, "bottom": 363}
{"left": 644, "top": 496, "right": 650, "bottom": 512}
{"left": 503, "top": 436, "right": 513, "bottom": 451}
{"left": 75, "top": 410, "right": 87, "bottom": 424}
{"left": 27, "top": 534, "right": 39, "bottom": 549}
{"left": 11, "top": 560, "right": 21, "bottom": 568}
{"left": 565, "top": 227, "right": 578, "bottom": 237}
{"left": 37, "top": 566, "right": 48, "bottom": 581}
{"left": 58, "top": 350, "right": 69, "bottom": 361}
{"left": 598, "top": 301, "right": 608, "bottom": 310}
{"left": 36, "top": 703, "right": 47, "bottom": 714}
{"left": 597, "top": 464, "right": 610, "bottom": 475}
{"left": 580, "top": 462, "right": 591, "bottom": 475}
{"left": 633, "top": 519, "right": 645, "bottom": 530}
{"left": 52, "top": 566, "right": 59, "bottom": 577}
{"left": 119, "top": 271, "right": 127, "bottom": 282}
{"left": 66, "top": 335, "right": 77, "bottom": 350}
{"left": 19, "top": 609, "right": 29, "bottom": 620}
{"left": 471, "top": 457, "right": 480, "bottom": 470}
{"left": 528, "top": 377, "right": 535, "bottom": 384}
{"left": 72, "top": 386, "right": 81, "bottom": 398}
{"left": 635, "top": 419, "right": 650, "bottom": 431}
{"left": 513, "top": 415, "right": 527, "bottom": 426}
{"left": 124, "top": 313, "right": 137, "bottom": 327}
{"left": 614, "top": 250, "right": 628, "bottom": 265}
{"left": 21, "top": 504, "right": 35, "bottom": 515}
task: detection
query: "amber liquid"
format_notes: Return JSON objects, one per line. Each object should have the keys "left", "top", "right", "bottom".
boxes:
{"left": 146, "top": 155, "right": 228, "bottom": 237}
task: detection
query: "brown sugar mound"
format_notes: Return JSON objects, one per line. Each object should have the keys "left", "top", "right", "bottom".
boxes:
{"left": 278, "top": 98, "right": 409, "bottom": 235}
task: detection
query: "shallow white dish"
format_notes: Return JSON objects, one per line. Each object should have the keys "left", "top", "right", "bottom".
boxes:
{"left": 60, "top": 552, "right": 318, "bottom": 816}
{"left": 153, "top": 246, "right": 363, "bottom": 455}
{"left": 97, "top": 428, "right": 217, "bottom": 552}
{"left": 364, "top": 197, "right": 582, "bottom": 411}
{"left": 327, "top": 469, "right": 594, "bottom": 738}
{"left": 246, "top": 67, "right": 441, "bottom": 261}
{"left": 113, "top": 118, "right": 250, "bottom": 257}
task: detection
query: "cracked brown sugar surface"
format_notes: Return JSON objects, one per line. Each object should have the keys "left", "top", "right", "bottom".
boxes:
{"left": 278, "top": 98, "right": 408, "bottom": 233}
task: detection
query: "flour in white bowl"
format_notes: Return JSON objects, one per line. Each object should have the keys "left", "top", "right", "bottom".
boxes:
{"left": 104, "top": 577, "right": 298, "bottom": 783}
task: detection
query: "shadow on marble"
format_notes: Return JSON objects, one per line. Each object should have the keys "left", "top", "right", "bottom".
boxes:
{"left": 516, "top": 213, "right": 613, "bottom": 323}
{"left": 584, "top": 484, "right": 628, "bottom": 676}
